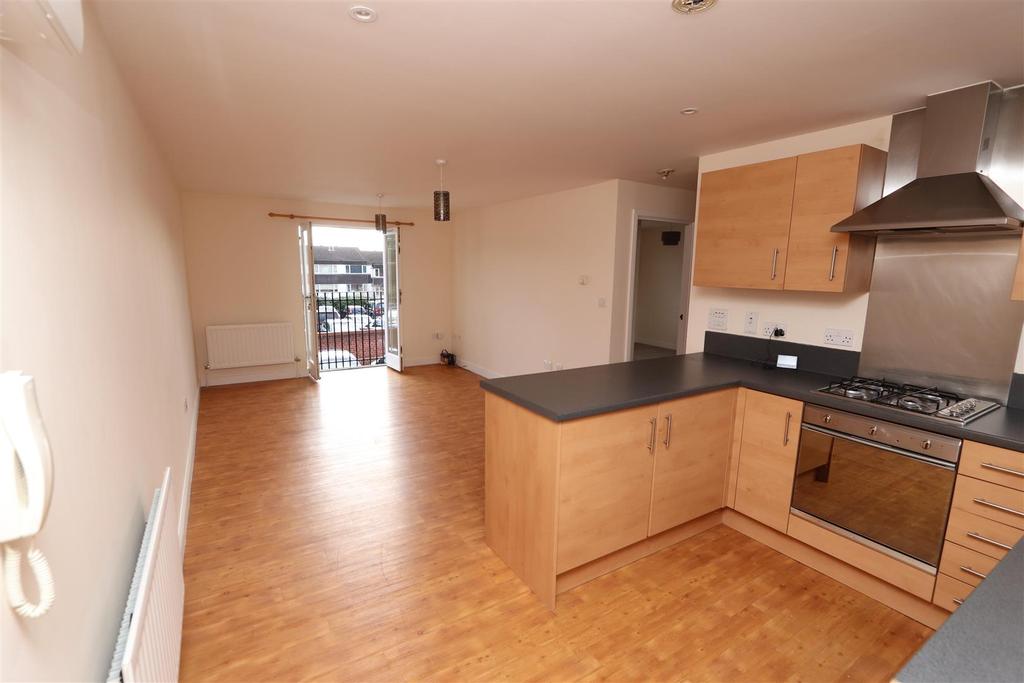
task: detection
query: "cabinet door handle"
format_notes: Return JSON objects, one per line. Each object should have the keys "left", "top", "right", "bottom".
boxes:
{"left": 770, "top": 248, "right": 779, "bottom": 281}
{"left": 647, "top": 417, "right": 657, "bottom": 454}
{"left": 783, "top": 411, "right": 792, "bottom": 446}
{"left": 828, "top": 245, "right": 838, "bottom": 281}
{"left": 981, "top": 462, "right": 1024, "bottom": 478}
{"left": 973, "top": 497, "right": 1024, "bottom": 517}
{"left": 958, "top": 565, "right": 988, "bottom": 580}
{"left": 663, "top": 414, "right": 673, "bottom": 448}
{"left": 966, "top": 531, "right": 1012, "bottom": 551}
{"left": 952, "top": 598, "right": 964, "bottom": 606}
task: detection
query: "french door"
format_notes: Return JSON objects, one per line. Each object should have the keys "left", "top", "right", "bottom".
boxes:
{"left": 383, "top": 227, "right": 402, "bottom": 372}
{"left": 298, "top": 222, "right": 320, "bottom": 380}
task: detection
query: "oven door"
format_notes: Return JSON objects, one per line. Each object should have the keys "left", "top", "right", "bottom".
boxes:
{"left": 791, "top": 424, "right": 956, "bottom": 568}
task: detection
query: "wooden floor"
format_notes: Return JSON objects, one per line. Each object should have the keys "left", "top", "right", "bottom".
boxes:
{"left": 181, "top": 365, "right": 932, "bottom": 682}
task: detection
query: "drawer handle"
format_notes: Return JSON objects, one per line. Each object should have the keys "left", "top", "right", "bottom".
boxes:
{"left": 959, "top": 565, "right": 988, "bottom": 580}
{"left": 966, "top": 531, "right": 1013, "bottom": 551}
{"left": 647, "top": 417, "right": 657, "bottom": 454}
{"left": 952, "top": 598, "right": 964, "bottom": 606}
{"left": 973, "top": 497, "right": 1024, "bottom": 518}
{"left": 981, "top": 462, "right": 1024, "bottom": 478}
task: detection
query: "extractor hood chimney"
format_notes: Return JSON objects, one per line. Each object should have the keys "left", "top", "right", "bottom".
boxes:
{"left": 833, "top": 82, "right": 1024, "bottom": 235}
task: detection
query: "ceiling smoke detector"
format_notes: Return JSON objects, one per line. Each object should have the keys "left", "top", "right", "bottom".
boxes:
{"left": 672, "top": 0, "right": 718, "bottom": 14}
{"left": 348, "top": 5, "right": 378, "bottom": 23}
{"left": 657, "top": 168, "right": 676, "bottom": 181}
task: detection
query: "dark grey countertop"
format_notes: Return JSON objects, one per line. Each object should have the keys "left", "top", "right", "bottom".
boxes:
{"left": 480, "top": 352, "right": 1024, "bottom": 452}
{"left": 897, "top": 539, "right": 1024, "bottom": 683}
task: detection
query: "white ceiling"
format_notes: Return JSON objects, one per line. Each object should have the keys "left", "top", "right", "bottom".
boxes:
{"left": 92, "top": 0, "right": 1024, "bottom": 208}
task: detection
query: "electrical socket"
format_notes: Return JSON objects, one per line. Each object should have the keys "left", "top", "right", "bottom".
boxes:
{"left": 708, "top": 308, "right": 728, "bottom": 331}
{"left": 743, "top": 311, "right": 759, "bottom": 335}
{"left": 543, "top": 360, "right": 552, "bottom": 371}
{"left": 824, "top": 328, "right": 855, "bottom": 347}
{"left": 761, "top": 321, "right": 787, "bottom": 337}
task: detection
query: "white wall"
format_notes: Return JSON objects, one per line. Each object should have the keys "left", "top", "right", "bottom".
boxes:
{"left": 1, "top": 8, "right": 198, "bottom": 681}
{"left": 452, "top": 179, "right": 693, "bottom": 377}
{"left": 609, "top": 181, "right": 695, "bottom": 361}
{"left": 634, "top": 226, "right": 684, "bottom": 350}
{"left": 182, "top": 193, "right": 454, "bottom": 384}
{"left": 684, "top": 117, "right": 893, "bottom": 355}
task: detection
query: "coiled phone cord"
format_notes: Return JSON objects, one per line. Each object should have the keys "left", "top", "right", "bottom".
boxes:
{"left": 3, "top": 544, "right": 55, "bottom": 618}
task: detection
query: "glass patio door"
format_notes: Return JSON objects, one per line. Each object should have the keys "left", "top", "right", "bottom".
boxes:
{"left": 298, "top": 222, "right": 320, "bottom": 380}
{"left": 383, "top": 227, "right": 402, "bottom": 372}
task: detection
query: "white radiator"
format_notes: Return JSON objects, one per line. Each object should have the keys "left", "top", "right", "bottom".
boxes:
{"left": 205, "top": 322, "right": 294, "bottom": 370}
{"left": 107, "top": 468, "right": 184, "bottom": 683}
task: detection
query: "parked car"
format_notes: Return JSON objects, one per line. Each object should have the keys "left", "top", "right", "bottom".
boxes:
{"left": 339, "top": 313, "right": 374, "bottom": 330}
{"left": 317, "top": 306, "right": 343, "bottom": 332}
{"left": 342, "top": 305, "right": 371, "bottom": 317}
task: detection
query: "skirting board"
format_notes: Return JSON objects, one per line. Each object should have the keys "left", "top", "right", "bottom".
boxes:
{"left": 721, "top": 509, "right": 948, "bottom": 629}
{"left": 457, "top": 359, "right": 500, "bottom": 379}
{"left": 178, "top": 387, "right": 200, "bottom": 555}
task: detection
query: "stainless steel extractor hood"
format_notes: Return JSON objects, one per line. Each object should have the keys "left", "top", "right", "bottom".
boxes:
{"left": 834, "top": 82, "right": 1024, "bottom": 235}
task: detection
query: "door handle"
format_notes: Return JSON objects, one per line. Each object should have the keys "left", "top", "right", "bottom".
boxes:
{"left": 828, "top": 245, "right": 838, "bottom": 281}
{"left": 647, "top": 417, "right": 657, "bottom": 454}
{"left": 770, "top": 248, "right": 779, "bottom": 281}
{"left": 663, "top": 414, "right": 673, "bottom": 448}
{"left": 783, "top": 411, "right": 792, "bottom": 446}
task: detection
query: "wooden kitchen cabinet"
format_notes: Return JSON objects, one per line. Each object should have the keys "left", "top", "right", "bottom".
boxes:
{"left": 733, "top": 391, "right": 803, "bottom": 532}
{"left": 648, "top": 389, "right": 736, "bottom": 536}
{"left": 784, "top": 145, "right": 886, "bottom": 292}
{"left": 693, "top": 157, "right": 797, "bottom": 289}
{"left": 556, "top": 406, "right": 658, "bottom": 572}
{"left": 693, "top": 144, "right": 886, "bottom": 292}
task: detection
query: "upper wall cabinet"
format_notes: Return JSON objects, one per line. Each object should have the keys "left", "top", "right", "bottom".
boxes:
{"left": 693, "top": 144, "right": 887, "bottom": 293}
{"left": 693, "top": 157, "right": 797, "bottom": 290}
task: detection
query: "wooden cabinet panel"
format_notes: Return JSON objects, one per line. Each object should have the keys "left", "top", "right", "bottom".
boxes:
{"left": 556, "top": 406, "right": 658, "bottom": 572}
{"left": 933, "top": 573, "right": 974, "bottom": 612}
{"left": 733, "top": 391, "right": 803, "bottom": 532}
{"left": 693, "top": 157, "right": 797, "bottom": 290}
{"left": 945, "top": 507, "right": 1024, "bottom": 560}
{"left": 938, "top": 541, "right": 999, "bottom": 587}
{"left": 648, "top": 389, "right": 736, "bottom": 536}
{"left": 788, "top": 514, "right": 936, "bottom": 600}
{"left": 951, "top": 475, "right": 1024, "bottom": 531}
{"left": 1013, "top": 238, "right": 1024, "bottom": 301}
{"left": 960, "top": 440, "right": 1024, "bottom": 492}
{"left": 784, "top": 145, "right": 885, "bottom": 293}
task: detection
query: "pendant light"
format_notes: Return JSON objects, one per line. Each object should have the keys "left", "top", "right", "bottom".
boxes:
{"left": 433, "top": 159, "right": 450, "bottom": 222}
{"left": 374, "top": 193, "right": 387, "bottom": 231}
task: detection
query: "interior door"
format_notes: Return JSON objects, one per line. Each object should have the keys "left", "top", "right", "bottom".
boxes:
{"left": 383, "top": 226, "right": 402, "bottom": 372}
{"left": 298, "top": 223, "right": 320, "bottom": 380}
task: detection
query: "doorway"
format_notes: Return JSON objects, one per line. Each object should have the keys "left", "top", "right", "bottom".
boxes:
{"left": 626, "top": 218, "right": 693, "bottom": 361}
{"left": 297, "top": 223, "right": 400, "bottom": 374}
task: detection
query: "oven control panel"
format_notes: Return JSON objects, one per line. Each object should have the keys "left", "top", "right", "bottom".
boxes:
{"left": 803, "top": 404, "right": 962, "bottom": 463}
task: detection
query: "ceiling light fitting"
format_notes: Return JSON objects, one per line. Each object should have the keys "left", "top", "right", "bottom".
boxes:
{"left": 348, "top": 5, "right": 377, "bottom": 23}
{"left": 657, "top": 168, "right": 676, "bottom": 181}
{"left": 375, "top": 193, "right": 387, "bottom": 231}
{"left": 671, "top": 0, "right": 717, "bottom": 14}
{"left": 434, "top": 160, "right": 450, "bottom": 222}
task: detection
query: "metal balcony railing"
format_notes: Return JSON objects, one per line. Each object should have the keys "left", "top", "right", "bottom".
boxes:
{"left": 316, "top": 290, "right": 386, "bottom": 371}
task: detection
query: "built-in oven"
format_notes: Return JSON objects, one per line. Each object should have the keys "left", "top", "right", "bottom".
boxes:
{"left": 791, "top": 405, "right": 961, "bottom": 570}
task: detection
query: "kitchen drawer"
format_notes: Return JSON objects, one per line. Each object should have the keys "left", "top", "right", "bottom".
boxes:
{"left": 951, "top": 475, "right": 1024, "bottom": 530}
{"left": 945, "top": 507, "right": 1024, "bottom": 560}
{"left": 937, "top": 541, "right": 999, "bottom": 587}
{"left": 933, "top": 573, "right": 974, "bottom": 612}
{"left": 960, "top": 441, "right": 1024, "bottom": 492}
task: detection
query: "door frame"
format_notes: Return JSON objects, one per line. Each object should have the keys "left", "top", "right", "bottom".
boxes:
{"left": 383, "top": 226, "right": 402, "bottom": 372}
{"left": 623, "top": 211, "right": 695, "bottom": 361}
{"left": 298, "top": 222, "right": 320, "bottom": 380}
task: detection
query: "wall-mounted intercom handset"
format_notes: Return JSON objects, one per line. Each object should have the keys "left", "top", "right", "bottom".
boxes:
{"left": 0, "top": 372, "right": 55, "bottom": 618}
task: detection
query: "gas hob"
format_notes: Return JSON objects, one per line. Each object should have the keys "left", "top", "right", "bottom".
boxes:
{"left": 818, "top": 377, "right": 1000, "bottom": 424}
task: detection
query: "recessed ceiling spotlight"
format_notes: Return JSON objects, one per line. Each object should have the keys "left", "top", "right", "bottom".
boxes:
{"left": 680, "top": 107, "right": 699, "bottom": 115}
{"left": 657, "top": 168, "right": 676, "bottom": 181}
{"left": 348, "top": 5, "right": 378, "bottom": 23}
{"left": 671, "top": 0, "right": 718, "bottom": 14}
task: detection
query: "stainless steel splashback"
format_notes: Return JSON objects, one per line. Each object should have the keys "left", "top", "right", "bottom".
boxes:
{"left": 858, "top": 234, "right": 1024, "bottom": 401}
